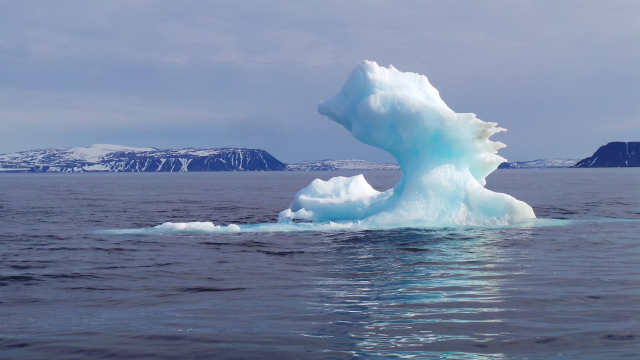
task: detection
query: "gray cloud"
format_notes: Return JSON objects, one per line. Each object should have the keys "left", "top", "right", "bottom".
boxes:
{"left": 1, "top": 0, "right": 638, "bottom": 162}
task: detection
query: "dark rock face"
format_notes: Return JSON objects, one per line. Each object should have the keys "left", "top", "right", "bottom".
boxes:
{"left": 184, "top": 150, "right": 287, "bottom": 171}
{"left": 99, "top": 150, "right": 287, "bottom": 172}
{"left": 574, "top": 142, "right": 640, "bottom": 168}
{"left": 115, "top": 149, "right": 286, "bottom": 172}
{"left": 12, "top": 148, "right": 287, "bottom": 172}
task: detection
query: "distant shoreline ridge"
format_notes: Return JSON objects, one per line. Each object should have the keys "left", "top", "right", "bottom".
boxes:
{"left": 0, "top": 142, "right": 637, "bottom": 172}
{"left": 0, "top": 144, "right": 398, "bottom": 173}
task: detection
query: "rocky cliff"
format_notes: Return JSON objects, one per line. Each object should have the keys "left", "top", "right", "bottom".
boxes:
{"left": 573, "top": 142, "right": 639, "bottom": 168}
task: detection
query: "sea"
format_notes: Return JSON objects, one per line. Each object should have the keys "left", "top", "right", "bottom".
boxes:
{"left": 1, "top": 168, "right": 639, "bottom": 360}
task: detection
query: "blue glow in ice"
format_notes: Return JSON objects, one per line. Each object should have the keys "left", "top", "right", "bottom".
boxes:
{"left": 279, "top": 61, "right": 536, "bottom": 226}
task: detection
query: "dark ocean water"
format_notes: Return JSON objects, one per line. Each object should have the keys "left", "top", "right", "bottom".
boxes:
{"left": 1, "top": 169, "right": 639, "bottom": 360}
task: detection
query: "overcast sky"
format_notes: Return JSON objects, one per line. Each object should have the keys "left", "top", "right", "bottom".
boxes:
{"left": 1, "top": 0, "right": 638, "bottom": 163}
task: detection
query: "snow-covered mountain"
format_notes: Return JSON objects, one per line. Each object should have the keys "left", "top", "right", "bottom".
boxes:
{"left": 498, "top": 158, "right": 579, "bottom": 169}
{"left": 286, "top": 159, "right": 399, "bottom": 171}
{"left": 0, "top": 144, "right": 287, "bottom": 172}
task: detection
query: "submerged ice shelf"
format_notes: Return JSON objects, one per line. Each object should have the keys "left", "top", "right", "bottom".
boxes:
{"left": 280, "top": 61, "right": 535, "bottom": 227}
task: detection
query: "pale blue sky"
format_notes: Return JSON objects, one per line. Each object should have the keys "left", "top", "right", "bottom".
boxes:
{"left": 1, "top": 0, "right": 638, "bottom": 163}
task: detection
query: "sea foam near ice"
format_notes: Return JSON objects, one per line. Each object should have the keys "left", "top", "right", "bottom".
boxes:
{"left": 279, "top": 61, "right": 535, "bottom": 226}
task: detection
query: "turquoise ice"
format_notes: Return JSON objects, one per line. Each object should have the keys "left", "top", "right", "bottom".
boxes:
{"left": 279, "top": 61, "right": 535, "bottom": 226}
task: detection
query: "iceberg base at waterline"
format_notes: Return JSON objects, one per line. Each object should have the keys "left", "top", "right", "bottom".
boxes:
{"left": 279, "top": 167, "right": 534, "bottom": 227}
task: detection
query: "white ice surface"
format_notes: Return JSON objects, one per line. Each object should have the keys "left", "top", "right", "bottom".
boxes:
{"left": 69, "top": 144, "right": 157, "bottom": 162}
{"left": 280, "top": 61, "right": 536, "bottom": 226}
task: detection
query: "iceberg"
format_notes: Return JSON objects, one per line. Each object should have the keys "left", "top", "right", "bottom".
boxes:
{"left": 100, "top": 61, "right": 538, "bottom": 236}
{"left": 279, "top": 61, "right": 535, "bottom": 226}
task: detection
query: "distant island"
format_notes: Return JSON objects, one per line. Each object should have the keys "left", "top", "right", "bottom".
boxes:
{"left": 573, "top": 142, "right": 639, "bottom": 168}
{"left": 499, "top": 141, "right": 639, "bottom": 169}
{"left": 1, "top": 142, "right": 638, "bottom": 173}
{"left": 0, "top": 144, "right": 398, "bottom": 172}
{"left": 286, "top": 159, "right": 399, "bottom": 171}
{"left": 498, "top": 158, "right": 579, "bottom": 169}
{"left": 0, "top": 144, "right": 286, "bottom": 172}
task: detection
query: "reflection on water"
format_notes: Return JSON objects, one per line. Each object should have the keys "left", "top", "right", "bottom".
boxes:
{"left": 303, "top": 229, "right": 533, "bottom": 359}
